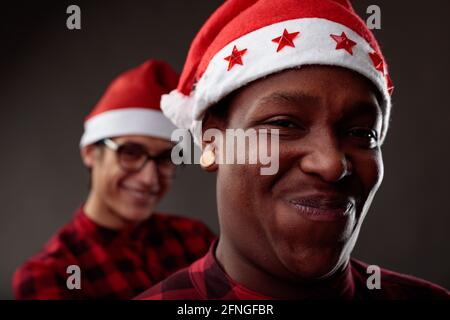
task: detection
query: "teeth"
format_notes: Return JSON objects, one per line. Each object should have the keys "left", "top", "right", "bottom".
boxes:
{"left": 122, "top": 186, "right": 148, "bottom": 197}
{"left": 289, "top": 200, "right": 353, "bottom": 211}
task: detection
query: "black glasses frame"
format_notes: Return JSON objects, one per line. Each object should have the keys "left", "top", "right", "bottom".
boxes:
{"left": 100, "top": 138, "right": 176, "bottom": 178}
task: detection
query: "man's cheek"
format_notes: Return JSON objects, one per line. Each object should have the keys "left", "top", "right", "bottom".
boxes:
{"left": 363, "top": 160, "right": 383, "bottom": 196}
{"left": 351, "top": 151, "right": 382, "bottom": 190}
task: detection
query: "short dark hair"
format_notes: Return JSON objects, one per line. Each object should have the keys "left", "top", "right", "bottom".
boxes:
{"left": 203, "top": 92, "right": 234, "bottom": 129}
{"left": 86, "top": 140, "right": 105, "bottom": 189}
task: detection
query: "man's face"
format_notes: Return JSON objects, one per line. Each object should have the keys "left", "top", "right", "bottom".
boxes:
{"left": 86, "top": 135, "right": 175, "bottom": 224}
{"left": 212, "top": 66, "right": 384, "bottom": 281}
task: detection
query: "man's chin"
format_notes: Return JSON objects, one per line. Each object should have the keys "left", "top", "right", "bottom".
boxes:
{"left": 118, "top": 205, "right": 154, "bottom": 224}
{"left": 277, "top": 245, "right": 346, "bottom": 281}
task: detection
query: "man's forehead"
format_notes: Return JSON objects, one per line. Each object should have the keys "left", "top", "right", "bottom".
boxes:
{"left": 255, "top": 90, "right": 381, "bottom": 117}
{"left": 230, "top": 66, "right": 380, "bottom": 113}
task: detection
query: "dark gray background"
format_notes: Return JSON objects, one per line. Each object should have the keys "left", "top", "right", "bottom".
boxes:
{"left": 0, "top": 1, "right": 449, "bottom": 299}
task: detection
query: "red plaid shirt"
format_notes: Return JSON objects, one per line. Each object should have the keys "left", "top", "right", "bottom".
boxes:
{"left": 137, "top": 241, "right": 450, "bottom": 300}
{"left": 13, "top": 206, "right": 216, "bottom": 299}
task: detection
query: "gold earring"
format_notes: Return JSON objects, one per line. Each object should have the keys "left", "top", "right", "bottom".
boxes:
{"left": 200, "top": 147, "right": 216, "bottom": 169}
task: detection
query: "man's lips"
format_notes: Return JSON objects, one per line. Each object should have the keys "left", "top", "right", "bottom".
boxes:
{"left": 120, "top": 184, "right": 158, "bottom": 201}
{"left": 286, "top": 194, "right": 354, "bottom": 222}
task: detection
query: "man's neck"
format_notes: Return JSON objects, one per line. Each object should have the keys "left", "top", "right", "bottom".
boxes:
{"left": 216, "top": 238, "right": 353, "bottom": 299}
{"left": 84, "top": 193, "right": 130, "bottom": 230}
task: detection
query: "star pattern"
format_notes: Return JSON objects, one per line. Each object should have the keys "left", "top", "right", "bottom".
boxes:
{"left": 224, "top": 45, "right": 247, "bottom": 71}
{"left": 221, "top": 28, "right": 392, "bottom": 96}
{"left": 369, "top": 51, "right": 385, "bottom": 74}
{"left": 272, "top": 29, "right": 300, "bottom": 52}
{"left": 330, "top": 32, "right": 357, "bottom": 55}
{"left": 386, "top": 74, "right": 394, "bottom": 95}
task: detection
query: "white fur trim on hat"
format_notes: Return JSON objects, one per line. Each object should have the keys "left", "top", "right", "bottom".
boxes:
{"left": 195, "top": 17, "right": 390, "bottom": 121}
{"left": 161, "top": 90, "right": 195, "bottom": 130}
{"left": 80, "top": 108, "right": 177, "bottom": 147}
{"left": 164, "top": 18, "right": 391, "bottom": 146}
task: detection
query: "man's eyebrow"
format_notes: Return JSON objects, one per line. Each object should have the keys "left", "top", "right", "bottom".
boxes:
{"left": 257, "top": 91, "right": 320, "bottom": 108}
{"left": 253, "top": 90, "right": 381, "bottom": 120}
{"left": 343, "top": 100, "right": 382, "bottom": 119}
{"left": 120, "top": 140, "right": 171, "bottom": 155}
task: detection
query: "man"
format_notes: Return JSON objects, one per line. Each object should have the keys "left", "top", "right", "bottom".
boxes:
{"left": 13, "top": 60, "right": 216, "bottom": 299}
{"left": 137, "top": 0, "right": 449, "bottom": 299}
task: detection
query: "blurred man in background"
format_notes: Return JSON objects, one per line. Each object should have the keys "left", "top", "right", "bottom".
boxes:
{"left": 13, "top": 60, "right": 216, "bottom": 299}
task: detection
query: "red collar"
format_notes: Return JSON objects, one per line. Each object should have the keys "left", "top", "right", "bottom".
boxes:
{"left": 189, "top": 240, "right": 355, "bottom": 299}
{"left": 73, "top": 205, "right": 147, "bottom": 246}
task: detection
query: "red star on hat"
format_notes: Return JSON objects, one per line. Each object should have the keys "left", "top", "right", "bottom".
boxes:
{"left": 272, "top": 29, "right": 300, "bottom": 52}
{"left": 369, "top": 51, "right": 385, "bottom": 74}
{"left": 386, "top": 74, "right": 394, "bottom": 95}
{"left": 330, "top": 32, "right": 357, "bottom": 55}
{"left": 224, "top": 45, "right": 248, "bottom": 71}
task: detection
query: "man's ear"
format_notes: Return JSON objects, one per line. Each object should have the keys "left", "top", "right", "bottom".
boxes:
{"left": 199, "top": 142, "right": 218, "bottom": 172}
{"left": 80, "top": 144, "right": 97, "bottom": 168}
{"left": 201, "top": 110, "right": 225, "bottom": 149}
{"left": 200, "top": 111, "right": 224, "bottom": 172}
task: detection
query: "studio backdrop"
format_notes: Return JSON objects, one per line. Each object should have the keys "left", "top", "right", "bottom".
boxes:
{"left": 0, "top": 0, "right": 449, "bottom": 299}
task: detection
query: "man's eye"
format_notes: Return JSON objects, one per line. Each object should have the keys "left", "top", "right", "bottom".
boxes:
{"left": 158, "top": 152, "right": 173, "bottom": 162}
{"left": 347, "top": 128, "right": 378, "bottom": 141}
{"left": 120, "top": 145, "right": 146, "bottom": 158}
{"left": 265, "top": 119, "right": 298, "bottom": 128}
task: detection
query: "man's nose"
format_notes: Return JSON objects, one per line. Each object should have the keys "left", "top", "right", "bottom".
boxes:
{"left": 298, "top": 131, "right": 352, "bottom": 183}
{"left": 135, "top": 160, "right": 161, "bottom": 192}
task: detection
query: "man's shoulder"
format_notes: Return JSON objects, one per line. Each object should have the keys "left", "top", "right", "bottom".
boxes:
{"left": 22, "top": 216, "right": 83, "bottom": 262}
{"left": 150, "top": 212, "right": 216, "bottom": 238}
{"left": 135, "top": 265, "right": 201, "bottom": 300}
{"left": 14, "top": 213, "right": 91, "bottom": 280}
{"left": 351, "top": 258, "right": 450, "bottom": 299}
{"left": 12, "top": 217, "right": 84, "bottom": 299}
{"left": 151, "top": 212, "right": 210, "bottom": 228}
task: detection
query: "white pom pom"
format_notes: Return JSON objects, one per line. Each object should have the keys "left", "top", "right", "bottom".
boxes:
{"left": 161, "top": 90, "right": 195, "bottom": 130}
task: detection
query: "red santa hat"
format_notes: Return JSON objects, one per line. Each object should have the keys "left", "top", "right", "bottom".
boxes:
{"left": 80, "top": 59, "right": 178, "bottom": 147}
{"left": 161, "top": 0, "right": 393, "bottom": 144}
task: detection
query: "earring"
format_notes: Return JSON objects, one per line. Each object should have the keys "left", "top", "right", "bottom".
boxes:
{"left": 200, "top": 146, "right": 216, "bottom": 169}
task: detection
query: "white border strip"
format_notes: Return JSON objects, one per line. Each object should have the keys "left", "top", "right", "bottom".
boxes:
{"left": 80, "top": 108, "right": 177, "bottom": 147}
{"left": 194, "top": 17, "right": 389, "bottom": 121}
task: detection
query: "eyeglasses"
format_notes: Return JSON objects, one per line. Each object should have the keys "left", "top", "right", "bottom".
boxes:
{"left": 100, "top": 138, "right": 176, "bottom": 178}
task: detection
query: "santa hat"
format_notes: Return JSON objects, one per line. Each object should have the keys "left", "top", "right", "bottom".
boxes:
{"left": 80, "top": 59, "right": 178, "bottom": 147}
{"left": 161, "top": 0, "right": 393, "bottom": 144}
